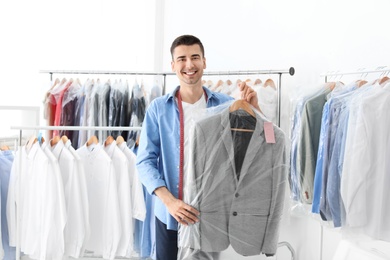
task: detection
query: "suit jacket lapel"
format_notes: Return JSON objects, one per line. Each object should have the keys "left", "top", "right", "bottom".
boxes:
{"left": 234, "top": 112, "right": 265, "bottom": 182}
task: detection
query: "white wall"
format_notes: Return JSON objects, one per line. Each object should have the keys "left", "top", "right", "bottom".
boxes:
{"left": 2, "top": 0, "right": 390, "bottom": 259}
{"left": 162, "top": 0, "right": 390, "bottom": 91}
{"left": 0, "top": 0, "right": 156, "bottom": 108}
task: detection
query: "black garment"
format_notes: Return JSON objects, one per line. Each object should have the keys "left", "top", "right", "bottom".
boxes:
{"left": 60, "top": 86, "right": 78, "bottom": 143}
{"left": 155, "top": 217, "right": 178, "bottom": 260}
{"left": 71, "top": 92, "right": 84, "bottom": 149}
{"left": 127, "top": 84, "right": 146, "bottom": 149}
{"left": 229, "top": 110, "right": 256, "bottom": 180}
{"left": 109, "top": 85, "right": 122, "bottom": 139}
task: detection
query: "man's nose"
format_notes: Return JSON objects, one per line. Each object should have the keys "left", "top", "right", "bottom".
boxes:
{"left": 185, "top": 59, "right": 194, "bottom": 68}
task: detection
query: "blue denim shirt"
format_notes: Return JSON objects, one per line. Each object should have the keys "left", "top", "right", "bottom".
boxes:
{"left": 0, "top": 150, "right": 16, "bottom": 260}
{"left": 136, "top": 86, "right": 233, "bottom": 231}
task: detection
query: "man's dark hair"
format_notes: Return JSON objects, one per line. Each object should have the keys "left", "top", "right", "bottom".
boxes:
{"left": 170, "top": 35, "right": 205, "bottom": 59}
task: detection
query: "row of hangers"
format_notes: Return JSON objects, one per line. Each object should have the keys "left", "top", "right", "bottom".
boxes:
{"left": 86, "top": 135, "right": 125, "bottom": 147}
{"left": 327, "top": 75, "right": 390, "bottom": 91}
{"left": 25, "top": 133, "right": 126, "bottom": 149}
{"left": 205, "top": 78, "right": 277, "bottom": 91}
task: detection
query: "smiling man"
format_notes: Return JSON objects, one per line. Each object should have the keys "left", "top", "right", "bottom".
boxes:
{"left": 136, "top": 35, "right": 259, "bottom": 260}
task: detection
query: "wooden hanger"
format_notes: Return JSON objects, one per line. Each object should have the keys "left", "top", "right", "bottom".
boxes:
{"left": 254, "top": 78, "right": 262, "bottom": 85}
{"left": 50, "top": 136, "right": 61, "bottom": 146}
{"left": 206, "top": 80, "right": 214, "bottom": 88}
{"left": 216, "top": 79, "right": 224, "bottom": 87}
{"left": 328, "top": 82, "right": 336, "bottom": 91}
{"left": 116, "top": 136, "right": 125, "bottom": 145}
{"left": 229, "top": 100, "right": 256, "bottom": 117}
{"left": 87, "top": 135, "right": 98, "bottom": 146}
{"left": 379, "top": 76, "right": 390, "bottom": 86}
{"left": 26, "top": 135, "right": 37, "bottom": 151}
{"left": 264, "top": 79, "right": 276, "bottom": 89}
{"left": 356, "top": 80, "right": 368, "bottom": 88}
{"left": 61, "top": 135, "right": 69, "bottom": 144}
{"left": 229, "top": 100, "right": 256, "bottom": 132}
{"left": 49, "top": 78, "right": 60, "bottom": 91}
{"left": 104, "top": 136, "right": 114, "bottom": 146}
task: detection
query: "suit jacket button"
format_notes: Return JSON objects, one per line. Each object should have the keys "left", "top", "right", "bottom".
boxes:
{"left": 235, "top": 193, "right": 239, "bottom": 198}
{"left": 233, "top": 212, "right": 237, "bottom": 216}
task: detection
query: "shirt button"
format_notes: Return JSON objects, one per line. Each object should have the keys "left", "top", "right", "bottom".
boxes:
{"left": 232, "top": 212, "right": 237, "bottom": 216}
{"left": 235, "top": 193, "right": 239, "bottom": 198}
{"left": 177, "top": 185, "right": 179, "bottom": 188}
{"left": 177, "top": 165, "right": 179, "bottom": 169}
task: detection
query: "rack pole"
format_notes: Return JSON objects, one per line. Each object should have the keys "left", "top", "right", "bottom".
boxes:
{"left": 278, "top": 73, "right": 282, "bottom": 127}
{"left": 40, "top": 68, "right": 295, "bottom": 127}
{"left": 10, "top": 126, "right": 142, "bottom": 131}
{"left": 39, "top": 68, "right": 295, "bottom": 77}
{"left": 163, "top": 73, "right": 167, "bottom": 95}
{"left": 321, "top": 66, "right": 390, "bottom": 78}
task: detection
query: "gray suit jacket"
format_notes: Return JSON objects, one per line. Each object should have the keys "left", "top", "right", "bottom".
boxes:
{"left": 180, "top": 106, "right": 287, "bottom": 256}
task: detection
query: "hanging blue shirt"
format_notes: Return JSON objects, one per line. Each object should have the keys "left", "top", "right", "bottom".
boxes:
{"left": 311, "top": 83, "right": 357, "bottom": 215}
{"left": 326, "top": 84, "right": 375, "bottom": 227}
{"left": 136, "top": 86, "right": 233, "bottom": 231}
{"left": 0, "top": 150, "right": 16, "bottom": 260}
{"left": 319, "top": 88, "right": 355, "bottom": 221}
{"left": 311, "top": 100, "right": 330, "bottom": 213}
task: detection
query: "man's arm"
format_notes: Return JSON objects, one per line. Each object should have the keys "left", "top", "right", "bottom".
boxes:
{"left": 154, "top": 186, "right": 199, "bottom": 225}
{"left": 238, "top": 81, "right": 261, "bottom": 112}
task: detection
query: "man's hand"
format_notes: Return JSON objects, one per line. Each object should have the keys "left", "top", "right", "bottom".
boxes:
{"left": 154, "top": 186, "right": 200, "bottom": 225}
{"left": 238, "top": 81, "right": 261, "bottom": 112}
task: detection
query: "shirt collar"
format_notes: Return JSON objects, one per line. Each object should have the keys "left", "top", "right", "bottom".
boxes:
{"left": 50, "top": 139, "right": 65, "bottom": 158}
{"left": 103, "top": 140, "right": 117, "bottom": 157}
{"left": 165, "top": 86, "right": 215, "bottom": 104}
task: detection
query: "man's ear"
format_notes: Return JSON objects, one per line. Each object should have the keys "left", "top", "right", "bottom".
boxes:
{"left": 203, "top": 57, "right": 207, "bottom": 69}
{"left": 171, "top": 60, "right": 175, "bottom": 72}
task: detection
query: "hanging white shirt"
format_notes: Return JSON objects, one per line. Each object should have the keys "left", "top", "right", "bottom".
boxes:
{"left": 39, "top": 142, "right": 67, "bottom": 260}
{"left": 103, "top": 141, "right": 133, "bottom": 257}
{"left": 341, "top": 83, "right": 390, "bottom": 242}
{"left": 64, "top": 139, "right": 90, "bottom": 257}
{"left": 117, "top": 142, "right": 146, "bottom": 222}
{"left": 7, "top": 142, "right": 66, "bottom": 260}
{"left": 50, "top": 140, "right": 89, "bottom": 258}
{"left": 77, "top": 143, "right": 121, "bottom": 260}
{"left": 256, "top": 84, "right": 278, "bottom": 124}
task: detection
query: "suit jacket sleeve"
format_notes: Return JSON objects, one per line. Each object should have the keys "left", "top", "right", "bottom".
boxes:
{"left": 262, "top": 128, "right": 288, "bottom": 255}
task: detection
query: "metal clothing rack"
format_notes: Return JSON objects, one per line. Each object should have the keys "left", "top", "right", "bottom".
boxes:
{"left": 319, "top": 66, "right": 390, "bottom": 260}
{"left": 278, "top": 241, "right": 296, "bottom": 260}
{"left": 9, "top": 125, "right": 142, "bottom": 260}
{"left": 11, "top": 126, "right": 142, "bottom": 147}
{"left": 36, "top": 69, "right": 296, "bottom": 259}
{"left": 40, "top": 67, "right": 295, "bottom": 127}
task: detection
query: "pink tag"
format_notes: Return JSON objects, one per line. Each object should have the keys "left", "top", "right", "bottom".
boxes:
{"left": 264, "top": 122, "right": 276, "bottom": 144}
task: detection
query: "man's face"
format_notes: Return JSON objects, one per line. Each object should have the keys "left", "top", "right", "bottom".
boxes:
{"left": 171, "top": 44, "right": 206, "bottom": 87}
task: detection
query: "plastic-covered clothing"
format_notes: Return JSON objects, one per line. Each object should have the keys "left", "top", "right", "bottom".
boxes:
{"left": 178, "top": 101, "right": 287, "bottom": 258}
